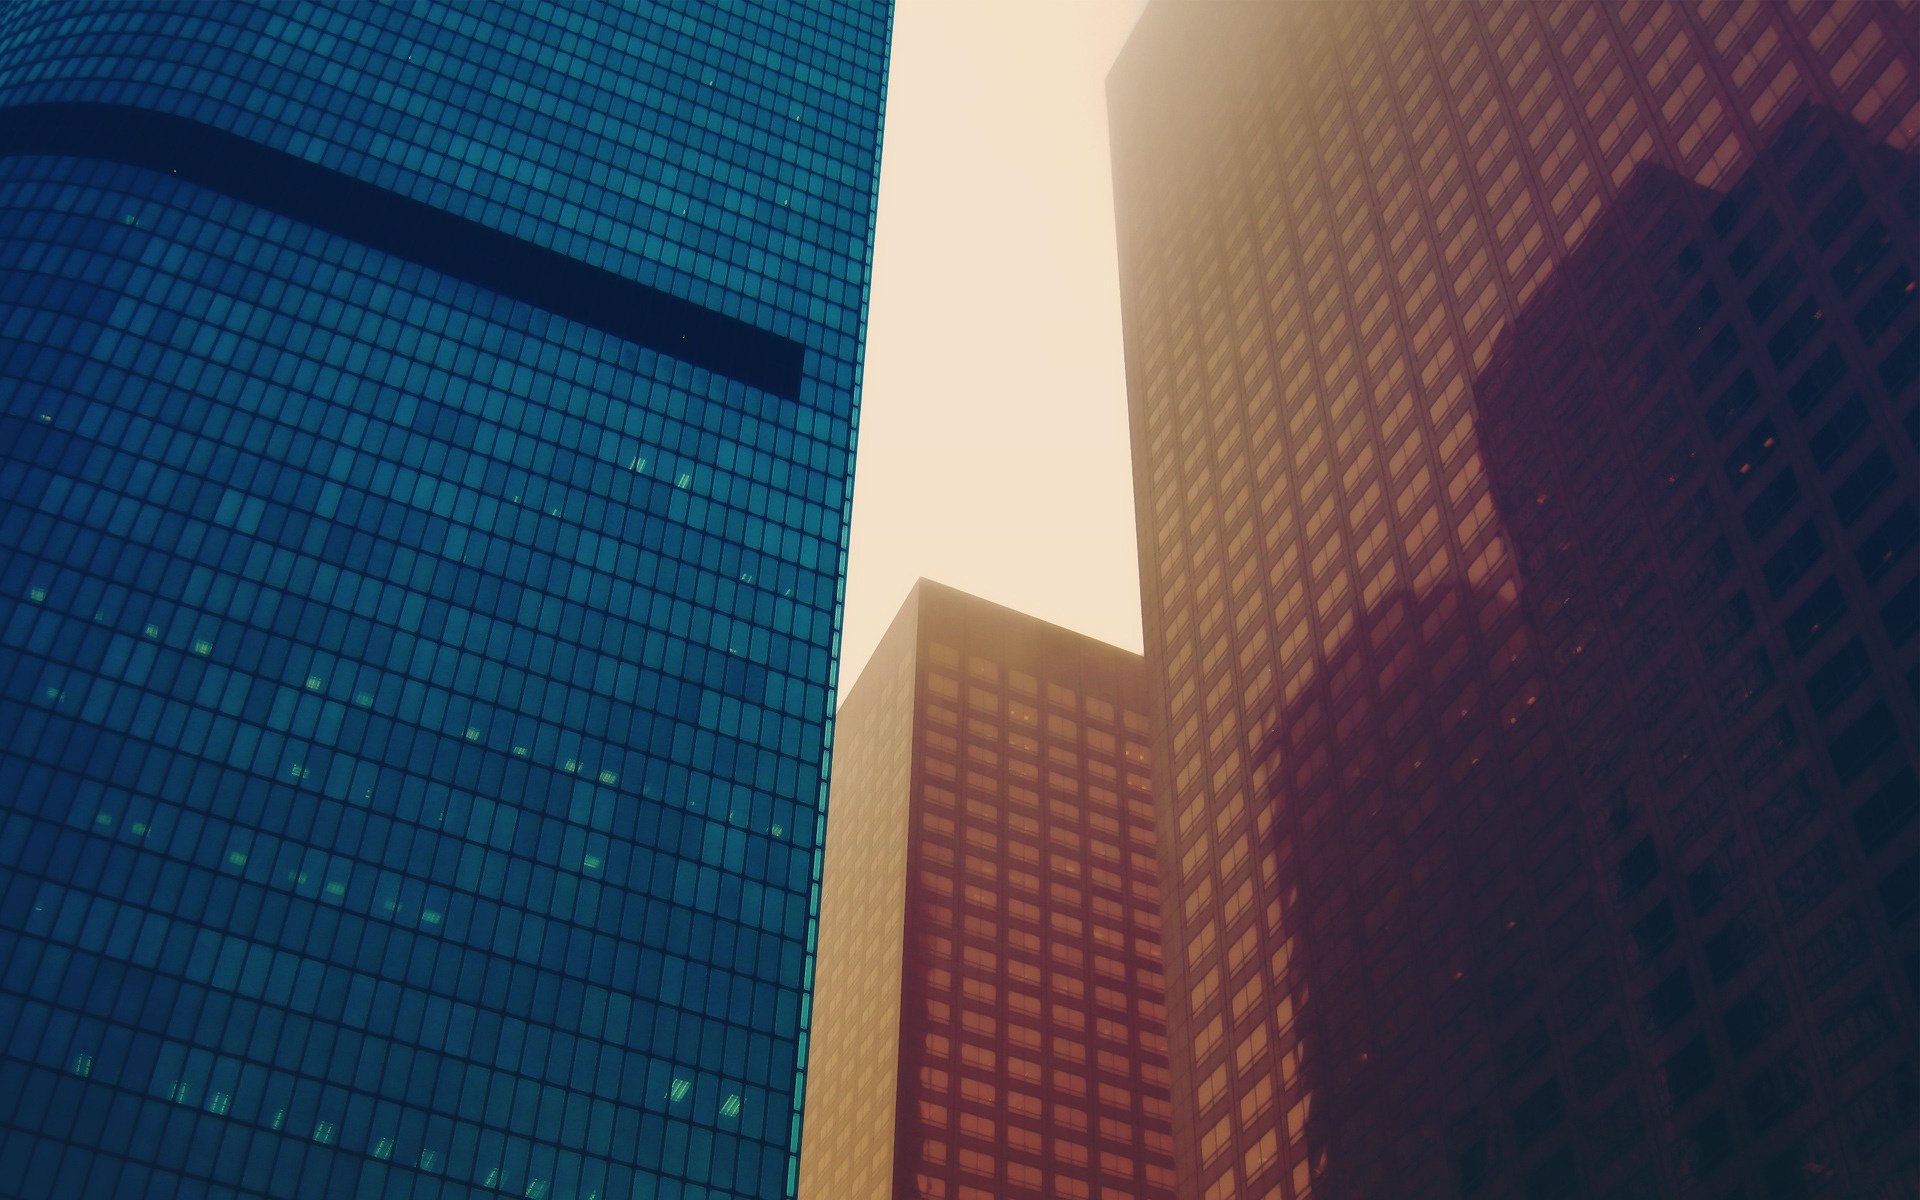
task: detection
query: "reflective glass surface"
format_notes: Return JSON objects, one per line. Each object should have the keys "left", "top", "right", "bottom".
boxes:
{"left": 0, "top": 3, "right": 889, "bottom": 1197}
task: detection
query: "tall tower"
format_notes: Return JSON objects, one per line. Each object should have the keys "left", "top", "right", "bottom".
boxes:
{"left": 1108, "top": 3, "right": 1917, "bottom": 1198}
{"left": 0, "top": 4, "right": 888, "bottom": 1198}
{"left": 801, "top": 580, "right": 1177, "bottom": 1200}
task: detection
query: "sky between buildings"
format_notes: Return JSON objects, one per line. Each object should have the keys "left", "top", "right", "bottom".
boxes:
{"left": 839, "top": 0, "right": 1150, "bottom": 696}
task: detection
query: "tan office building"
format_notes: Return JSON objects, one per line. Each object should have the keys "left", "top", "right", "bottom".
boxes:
{"left": 800, "top": 580, "right": 1177, "bottom": 1199}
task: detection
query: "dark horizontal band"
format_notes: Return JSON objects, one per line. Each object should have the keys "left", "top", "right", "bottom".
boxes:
{"left": 0, "top": 101, "right": 804, "bottom": 399}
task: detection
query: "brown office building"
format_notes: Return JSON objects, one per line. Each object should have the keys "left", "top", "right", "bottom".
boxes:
{"left": 799, "top": 580, "right": 1177, "bottom": 1199}
{"left": 1109, "top": 3, "right": 1916, "bottom": 1199}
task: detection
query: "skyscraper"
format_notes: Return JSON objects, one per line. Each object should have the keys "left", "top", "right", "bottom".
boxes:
{"left": 801, "top": 580, "right": 1176, "bottom": 1200}
{"left": 0, "top": 4, "right": 887, "bottom": 1198}
{"left": 1109, "top": 3, "right": 1915, "bottom": 1198}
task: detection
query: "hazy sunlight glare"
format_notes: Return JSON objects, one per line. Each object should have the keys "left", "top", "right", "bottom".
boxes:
{"left": 841, "top": 0, "right": 1149, "bottom": 695}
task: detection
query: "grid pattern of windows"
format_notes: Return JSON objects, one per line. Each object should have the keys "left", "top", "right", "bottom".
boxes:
{"left": 0, "top": 1, "right": 885, "bottom": 363}
{"left": 802, "top": 581, "right": 1176, "bottom": 1200}
{"left": 1109, "top": 3, "right": 1915, "bottom": 1198}
{"left": 796, "top": 594, "right": 915, "bottom": 1200}
{"left": 0, "top": 3, "right": 888, "bottom": 1199}
{"left": 1466, "top": 108, "right": 1919, "bottom": 1200}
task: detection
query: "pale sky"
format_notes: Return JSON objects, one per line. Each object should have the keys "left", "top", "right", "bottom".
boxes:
{"left": 841, "top": 0, "right": 1150, "bottom": 695}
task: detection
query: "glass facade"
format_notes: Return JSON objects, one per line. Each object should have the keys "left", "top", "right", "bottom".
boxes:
{"left": 802, "top": 581, "right": 1177, "bottom": 1200}
{"left": 1109, "top": 2, "right": 1914, "bottom": 1199}
{"left": 0, "top": 3, "right": 888, "bottom": 1198}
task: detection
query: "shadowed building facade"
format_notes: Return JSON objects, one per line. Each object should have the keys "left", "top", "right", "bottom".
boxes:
{"left": 0, "top": 3, "right": 888, "bottom": 1198}
{"left": 1109, "top": 3, "right": 1916, "bottom": 1199}
{"left": 1465, "top": 109, "right": 1917, "bottom": 1197}
{"left": 801, "top": 580, "right": 1176, "bottom": 1200}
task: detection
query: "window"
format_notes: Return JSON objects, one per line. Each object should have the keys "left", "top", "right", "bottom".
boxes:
{"left": 1723, "top": 419, "right": 1778, "bottom": 487}
{"left": 1741, "top": 468, "right": 1801, "bottom": 541}
{"left": 1512, "top": 1079, "right": 1564, "bottom": 1147}
{"left": 1832, "top": 220, "right": 1891, "bottom": 296}
{"left": 1616, "top": 837, "right": 1658, "bottom": 899}
{"left": 1762, "top": 523, "right": 1823, "bottom": 597}
{"left": 1705, "top": 371, "right": 1759, "bottom": 437}
{"left": 1727, "top": 209, "right": 1781, "bottom": 276}
{"left": 1854, "top": 768, "right": 1919, "bottom": 856}
{"left": 1833, "top": 448, "right": 1896, "bottom": 525}
{"left": 1809, "top": 179, "right": 1865, "bottom": 249}
{"left": 1807, "top": 639, "right": 1871, "bottom": 716}
{"left": 1745, "top": 256, "right": 1802, "bottom": 324}
{"left": 1830, "top": 702, "right": 1899, "bottom": 785}
{"left": 1784, "top": 578, "right": 1846, "bottom": 656}
{"left": 1766, "top": 299, "right": 1824, "bottom": 370}
{"left": 1787, "top": 345, "right": 1846, "bottom": 416}
{"left": 1661, "top": 1037, "right": 1715, "bottom": 1107}
{"left": 1808, "top": 397, "right": 1869, "bottom": 469}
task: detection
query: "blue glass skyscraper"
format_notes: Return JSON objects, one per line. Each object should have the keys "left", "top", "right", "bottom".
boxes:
{"left": 0, "top": 3, "right": 888, "bottom": 1198}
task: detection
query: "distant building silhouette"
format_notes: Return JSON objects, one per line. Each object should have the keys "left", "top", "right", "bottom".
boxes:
{"left": 803, "top": 581, "right": 1177, "bottom": 1200}
{"left": 1109, "top": 2, "right": 1916, "bottom": 1197}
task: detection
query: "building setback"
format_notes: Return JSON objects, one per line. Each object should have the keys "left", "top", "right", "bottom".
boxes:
{"left": 0, "top": 3, "right": 888, "bottom": 1198}
{"left": 802, "top": 580, "right": 1177, "bottom": 1200}
{"left": 1108, "top": 3, "right": 1916, "bottom": 1199}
